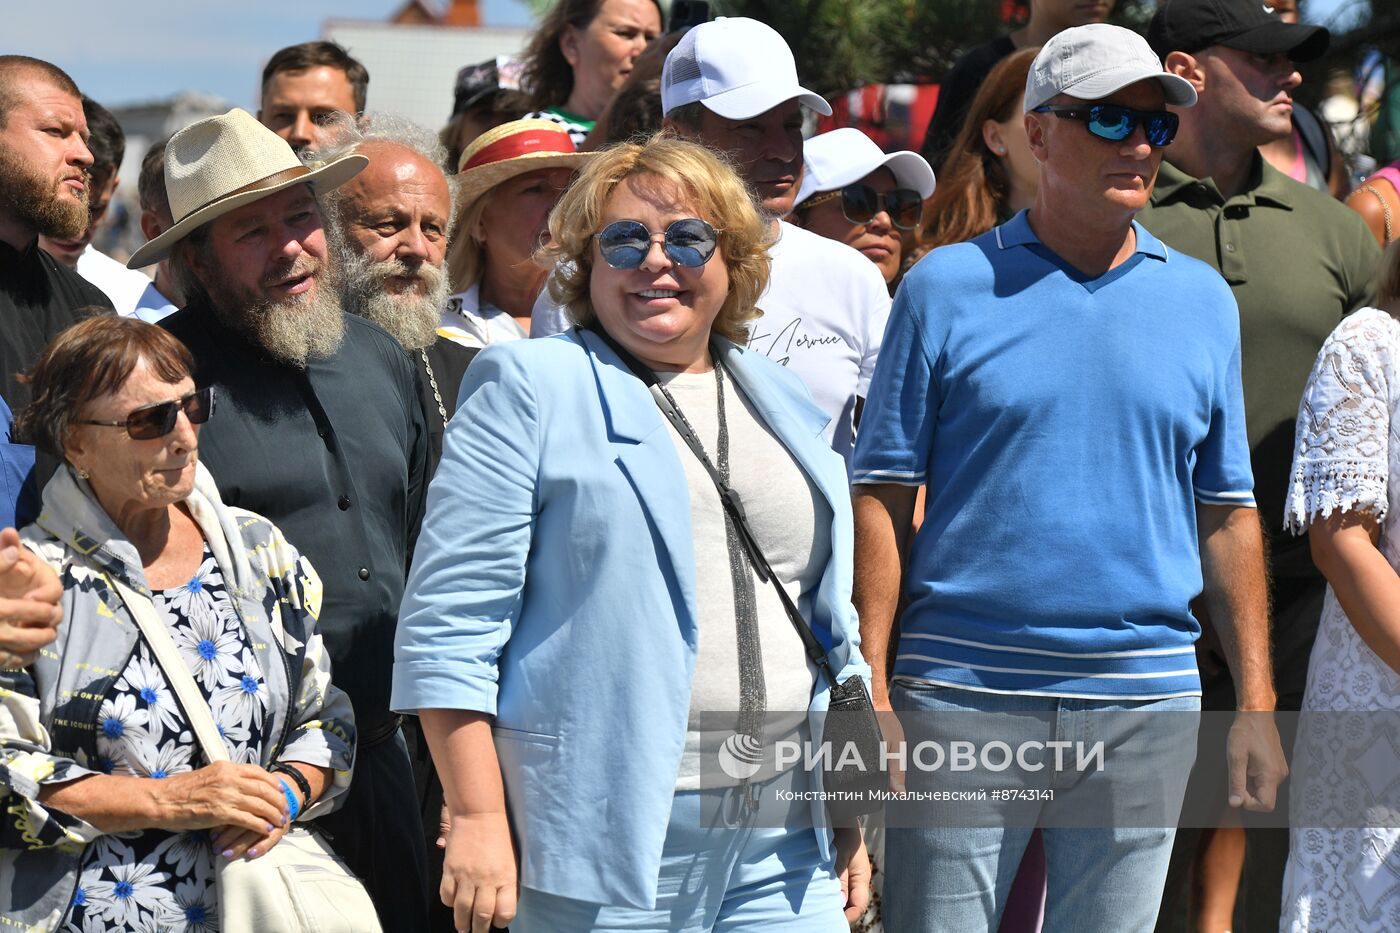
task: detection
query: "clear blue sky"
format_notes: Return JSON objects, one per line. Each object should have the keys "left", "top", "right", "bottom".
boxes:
{"left": 5, "top": 0, "right": 1371, "bottom": 113}
{"left": 7, "top": 0, "right": 537, "bottom": 111}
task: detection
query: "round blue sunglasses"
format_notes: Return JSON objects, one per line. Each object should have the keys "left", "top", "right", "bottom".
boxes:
{"left": 594, "top": 219, "right": 719, "bottom": 269}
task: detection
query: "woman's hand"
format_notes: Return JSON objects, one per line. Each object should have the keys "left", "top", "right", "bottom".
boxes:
{"left": 211, "top": 761, "right": 333, "bottom": 861}
{"left": 834, "top": 824, "right": 872, "bottom": 923}
{"left": 147, "top": 761, "right": 289, "bottom": 839}
{"left": 0, "top": 528, "right": 63, "bottom": 667}
{"left": 441, "top": 810, "right": 517, "bottom": 933}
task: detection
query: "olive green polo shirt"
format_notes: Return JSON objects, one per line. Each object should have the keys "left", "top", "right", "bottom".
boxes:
{"left": 1138, "top": 155, "right": 1379, "bottom": 575}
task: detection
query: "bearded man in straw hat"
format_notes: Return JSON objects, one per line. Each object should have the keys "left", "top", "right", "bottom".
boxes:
{"left": 130, "top": 108, "right": 432, "bottom": 932}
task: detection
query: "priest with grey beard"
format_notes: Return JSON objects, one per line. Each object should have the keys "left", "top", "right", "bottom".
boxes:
{"left": 132, "top": 108, "right": 432, "bottom": 932}
{"left": 317, "top": 115, "right": 478, "bottom": 471}
{"left": 314, "top": 114, "right": 480, "bottom": 933}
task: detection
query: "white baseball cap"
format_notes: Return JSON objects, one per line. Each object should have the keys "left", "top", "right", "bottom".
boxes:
{"left": 661, "top": 17, "right": 832, "bottom": 120}
{"left": 795, "top": 128, "right": 936, "bottom": 206}
{"left": 1024, "top": 23, "right": 1197, "bottom": 112}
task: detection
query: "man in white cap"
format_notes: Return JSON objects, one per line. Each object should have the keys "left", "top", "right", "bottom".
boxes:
{"left": 661, "top": 17, "right": 892, "bottom": 467}
{"left": 130, "top": 108, "right": 431, "bottom": 933}
{"left": 790, "top": 127, "right": 936, "bottom": 286}
{"left": 851, "top": 24, "right": 1286, "bottom": 930}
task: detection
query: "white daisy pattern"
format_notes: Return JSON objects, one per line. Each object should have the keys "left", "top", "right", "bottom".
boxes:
{"left": 64, "top": 544, "right": 266, "bottom": 932}
{"left": 172, "top": 598, "right": 244, "bottom": 691}
{"left": 117, "top": 654, "right": 184, "bottom": 735}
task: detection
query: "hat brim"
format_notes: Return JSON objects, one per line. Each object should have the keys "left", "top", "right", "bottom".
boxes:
{"left": 1052, "top": 68, "right": 1198, "bottom": 109}
{"left": 1223, "top": 22, "right": 1329, "bottom": 63}
{"left": 127, "top": 153, "right": 368, "bottom": 269}
{"left": 455, "top": 151, "right": 599, "bottom": 219}
{"left": 701, "top": 82, "right": 833, "bottom": 120}
{"left": 795, "top": 149, "right": 936, "bottom": 205}
{"left": 883, "top": 151, "right": 937, "bottom": 199}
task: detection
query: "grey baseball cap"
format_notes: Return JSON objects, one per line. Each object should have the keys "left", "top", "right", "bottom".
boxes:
{"left": 1025, "top": 23, "right": 1198, "bottom": 112}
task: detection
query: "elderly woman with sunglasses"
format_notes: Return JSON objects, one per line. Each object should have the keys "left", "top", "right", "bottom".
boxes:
{"left": 0, "top": 317, "right": 354, "bottom": 932}
{"left": 394, "top": 134, "right": 871, "bottom": 933}
{"left": 791, "top": 128, "right": 936, "bottom": 290}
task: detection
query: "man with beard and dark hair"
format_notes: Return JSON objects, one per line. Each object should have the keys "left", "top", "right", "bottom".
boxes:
{"left": 128, "top": 108, "right": 432, "bottom": 933}
{"left": 317, "top": 114, "right": 476, "bottom": 471}
{"left": 0, "top": 56, "right": 112, "bottom": 531}
{"left": 40, "top": 96, "right": 157, "bottom": 316}
{"left": 0, "top": 57, "right": 112, "bottom": 412}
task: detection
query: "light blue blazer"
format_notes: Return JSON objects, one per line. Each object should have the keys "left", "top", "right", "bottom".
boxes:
{"left": 391, "top": 327, "right": 869, "bottom": 910}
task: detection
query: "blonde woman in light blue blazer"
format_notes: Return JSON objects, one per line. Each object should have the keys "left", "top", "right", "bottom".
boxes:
{"left": 392, "top": 135, "right": 871, "bottom": 933}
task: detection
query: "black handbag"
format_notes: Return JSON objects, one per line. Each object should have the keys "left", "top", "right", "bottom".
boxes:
{"left": 589, "top": 329, "right": 886, "bottom": 822}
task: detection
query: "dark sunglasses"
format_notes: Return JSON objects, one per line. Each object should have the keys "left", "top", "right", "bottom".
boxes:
{"left": 803, "top": 184, "right": 924, "bottom": 231}
{"left": 76, "top": 387, "right": 215, "bottom": 440}
{"left": 594, "top": 218, "right": 718, "bottom": 269}
{"left": 1032, "top": 104, "right": 1180, "bottom": 147}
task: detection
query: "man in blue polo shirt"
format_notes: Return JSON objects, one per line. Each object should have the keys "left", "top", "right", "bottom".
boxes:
{"left": 852, "top": 24, "right": 1287, "bottom": 931}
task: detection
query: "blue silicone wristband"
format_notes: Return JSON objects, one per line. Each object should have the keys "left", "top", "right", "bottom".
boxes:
{"left": 279, "top": 778, "right": 300, "bottom": 822}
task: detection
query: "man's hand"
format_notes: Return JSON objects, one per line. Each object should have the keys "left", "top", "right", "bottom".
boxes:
{"left": 1226, "top": 710, "right": 1288, "bottom": 811}
{"left": 833, "top": 825, "right": 871, "bottom": 923}
{"left": 875, "top": 699, "right": 907, "bottom": 795}
{"left": 0, "top": 528, "right": 62, "bottom": 667}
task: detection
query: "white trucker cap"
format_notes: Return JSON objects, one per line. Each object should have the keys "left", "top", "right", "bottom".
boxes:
{"left": 1024, "top": 23, "right": 1198, "bottom": 112}
{"left": 795, "top": 128, "right": 936, "bottom": 206}
{"left": 662, "top": 17, "right": 832, "bottom": 119}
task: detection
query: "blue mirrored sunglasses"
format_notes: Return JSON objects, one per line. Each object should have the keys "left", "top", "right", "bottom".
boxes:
{"left": 1032, "top": 103, "right": 1180, "bottom": 147}
{"left": 594, "top": 218, "right": 719, "bottom": 269}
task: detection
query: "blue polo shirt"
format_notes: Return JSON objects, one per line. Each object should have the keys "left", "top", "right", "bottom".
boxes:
{"left": 853, "top": 211, "right": 1254, "bottom": 699}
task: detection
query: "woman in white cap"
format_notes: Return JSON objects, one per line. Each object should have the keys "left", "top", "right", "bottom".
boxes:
{"left": 440, "top": 118, "right": 597, "bottom": 348}
{"left": 790, "top": 128, "right": 935, "bottom": 291}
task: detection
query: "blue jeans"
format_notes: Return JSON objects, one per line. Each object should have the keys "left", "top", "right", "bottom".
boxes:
{"left": 883, "top": 681, "right": 1199, "bottom": 933}
{"left": 514, "top": 768, "right": 848, "bottom": 932}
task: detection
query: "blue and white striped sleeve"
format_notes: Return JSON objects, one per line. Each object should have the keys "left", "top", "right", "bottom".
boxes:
{"left": 1194, "top": 316, "right": 1255, "bottom": 508}
{"left": 851, "top": 284, "right": 938, "bottom": 487}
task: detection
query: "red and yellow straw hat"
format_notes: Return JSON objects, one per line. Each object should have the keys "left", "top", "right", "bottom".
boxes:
{"left": 455, "top": 118, "right": 597, "bottom": 217}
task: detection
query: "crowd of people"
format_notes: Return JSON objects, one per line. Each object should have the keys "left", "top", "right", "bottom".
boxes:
{"left": 1, "top": 0, "right": 1399, "bottom": 931}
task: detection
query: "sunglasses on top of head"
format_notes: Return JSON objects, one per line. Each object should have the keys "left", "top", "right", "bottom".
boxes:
{"left": 594, "top": 218, "right": 719, "bottom": 270}
{"left": 76, "top": 387, "right": 215, "bottom": 440}
{"left": 802, "top": 184, "right": 924, "bottom": 231}
{"left": 1031, "top": 103, "right": 1180, "bottom": 148}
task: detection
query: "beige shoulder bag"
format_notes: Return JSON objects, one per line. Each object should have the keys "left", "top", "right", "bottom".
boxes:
{"left": 110, "top": 574, "right": 383, "bottom": 933}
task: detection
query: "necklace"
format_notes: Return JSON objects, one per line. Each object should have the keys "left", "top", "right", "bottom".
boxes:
{"left": 419, "top": 349, "right": 447, "bottom": 425}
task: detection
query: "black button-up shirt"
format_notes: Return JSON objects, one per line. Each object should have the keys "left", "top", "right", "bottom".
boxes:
{"left": 163, "top": 304, "right": 428, "bottom": 727}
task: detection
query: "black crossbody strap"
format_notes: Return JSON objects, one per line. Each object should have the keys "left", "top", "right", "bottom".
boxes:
{"left": 588, "top": 327, "right": 839, "bottom": 689}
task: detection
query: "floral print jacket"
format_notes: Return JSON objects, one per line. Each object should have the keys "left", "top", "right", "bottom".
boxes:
{"left": 0, "top": 462, "right": 356, "bottom": 932}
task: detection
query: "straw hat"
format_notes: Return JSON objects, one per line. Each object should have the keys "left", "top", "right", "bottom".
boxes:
{"left": 455, "top": 119, "right": 596, "bottom": 219}
{"left": 128, "top": 108, "right": 367, "bottom": 268}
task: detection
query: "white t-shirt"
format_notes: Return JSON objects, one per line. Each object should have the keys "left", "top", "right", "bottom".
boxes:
{"left": 76, "top": 246, "right": 157, "bottom": 317}
{"left": 752, "top": 222, "right": 891, "bottom": 465}
{"left": 657, "top": 368, "right": 830, "bottom": 789}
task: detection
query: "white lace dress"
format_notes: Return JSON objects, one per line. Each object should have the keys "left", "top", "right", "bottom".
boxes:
{"left": 1281, "top": 306, "right": 1400, "bottom": 931}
